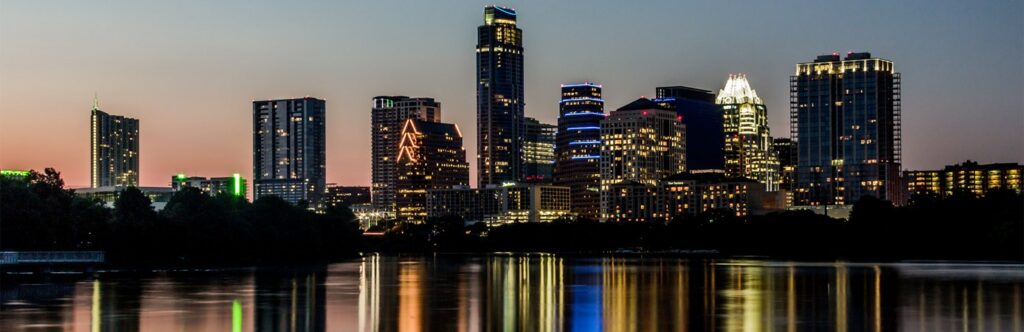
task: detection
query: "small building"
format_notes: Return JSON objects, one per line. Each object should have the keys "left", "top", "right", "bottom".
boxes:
{"left": 426, "top": 183, "right": 571, "bottom": 225}
{"left": 171, "top": 173, "right": 246, "bottom": 198}
{"left": 904, "top": 161, "right": 1023, "bottom": 197}
{"left": 76, "top": 186, "right": 174, "bottom": 211}
{"left": 322, "top": 185, "right": 371, "bottom": 208}
{"left": 661, "top": 172, "right": 780, "bottom": 218}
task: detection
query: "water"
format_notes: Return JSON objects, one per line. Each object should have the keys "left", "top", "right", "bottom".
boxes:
{"left": 2, "top": 255, "right": 1022, "bottom": 331}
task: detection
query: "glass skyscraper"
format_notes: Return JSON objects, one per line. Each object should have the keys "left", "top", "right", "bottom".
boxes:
{"left": 252, "top": 97, "right": 326, "bottom": 206}
{"left": 554, "top": 82, "right": 604, "bottom": 218}
{"left": 791, "top": 52, "right": 902, "bottom": 206}
{"left": 476, "top": 5, "right": 524, "bottom": 186}
{"left": 716, "top": 74, "right": 780, "bottom": 191}
{"left": 371, "top": 96, "right": 441, "bottom": 216}
{"left": 655, "top": 86, "right": 721, "bottom": 172}
{"left": 395, "top": 118, "right": 470, "bottom": 223}
{"left": 523, "top": 117, "right": 555, "bottom": 183}
{"left": 90, "top": 97, "right": 139, "bottom": 188}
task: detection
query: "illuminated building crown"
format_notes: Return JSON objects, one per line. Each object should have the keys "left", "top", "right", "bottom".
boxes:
{"left": 715, "top": 74, "right": 762, "bottom": 105}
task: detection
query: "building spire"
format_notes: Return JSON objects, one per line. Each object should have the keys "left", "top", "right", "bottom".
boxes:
{"left": 92, "top": 93, "right": 100, "bottom": 110}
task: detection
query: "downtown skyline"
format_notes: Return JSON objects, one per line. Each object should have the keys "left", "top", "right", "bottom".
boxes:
{"left": 1, "top": 0, "right": 1022, "bottom": 189}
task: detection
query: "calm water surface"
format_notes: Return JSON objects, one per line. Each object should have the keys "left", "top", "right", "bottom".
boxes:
{"left": 1, "top": 255, "right": 1022, "bottom": 331}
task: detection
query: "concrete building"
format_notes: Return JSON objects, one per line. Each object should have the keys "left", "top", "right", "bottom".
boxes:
{"left": 600, "top": 98, "right": 685, "bottom": 221}
{"left": 371, "top": 96, "right": 441, "bottom": 217}
{"left": 395, "top": 119, "right": 470, "bottom": 223}
{"left": 523, "top": 117, "right": 556, "bottom": 183}
{"left": 170, "top": 173, "right": 246, "bottom": 198}
{"left": 905, "top": 161, "right": 1023, "bottom": 197}
{"left": 426, "top": 183, "right": 571, "bottom": 225}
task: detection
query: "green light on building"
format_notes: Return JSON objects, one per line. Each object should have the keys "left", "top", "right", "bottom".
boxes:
{"left": 0, "top": 169, "right": 30, "bottom": 178}
{"left": 232, "top": 173, "right": 242, "bottom": 196}
{"left": 232, "top": 299, "right": 242, "bottom": 332}
{"left": 176, "top": 173, "right": 186, "bottom": 181}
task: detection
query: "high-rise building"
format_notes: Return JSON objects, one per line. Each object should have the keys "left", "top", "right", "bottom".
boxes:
{"left": 792, "top": 52, "right": 902, "bottom": 206}
{"left": 523, "top": 117, "right": 556, "bottom": 182}
{"left": 554, "top": 82, "right": 605, "bottom": 218}
{"left": 171, "top": 173, "right": 246, "bottom": 198}
{"left": 905, "top": 161, "right": 1022, "bottom": 197}
{"left": 655, "top": 86, "right": 721, "bottom": 172}
{"left": 600, "top": 98, "right": 685, "bottom": 221}
{"left": 773, "top": 138, "right": 796, "bottom": 190}
{"left": 395, "top": 118, "right": 470, "bottom": 223}
{"left": 90, "top": 98, "right": 139, "bottom": 188}
{"left": 477, "top": 5, "right": 525, "bottom": 186}
{"left": 716, "top": 74, "right": 780, "bottom": 191}
{"left": 252, "top": 97, "right": 326, "bottom": 206}
{"left": 370, "top": 96, "right": 441, "bottom": 216}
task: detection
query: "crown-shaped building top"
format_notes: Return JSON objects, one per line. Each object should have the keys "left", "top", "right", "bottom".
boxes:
{"left": 715, "top": 74, "right": 762, "bottom": 105}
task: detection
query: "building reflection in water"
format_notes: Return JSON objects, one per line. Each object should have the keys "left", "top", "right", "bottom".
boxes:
{"left": 1, "top": 257, "right": 1023, "bottom": 331}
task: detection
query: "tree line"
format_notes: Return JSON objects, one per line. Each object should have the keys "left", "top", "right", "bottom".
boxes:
{"left": 2, "top": 168, "right": 1021, "bottom": 262}
{"left": 0, "top": 168, "right": 361, "bottom": 264}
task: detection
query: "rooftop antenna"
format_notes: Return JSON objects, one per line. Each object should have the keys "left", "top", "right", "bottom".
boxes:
{"left": 92, "top": 93, "right": 99, "bottom": 110}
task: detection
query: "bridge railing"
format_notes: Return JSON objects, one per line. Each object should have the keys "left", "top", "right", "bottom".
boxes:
{"left": 0, "top": 251, "right": 105, "bottom": 265}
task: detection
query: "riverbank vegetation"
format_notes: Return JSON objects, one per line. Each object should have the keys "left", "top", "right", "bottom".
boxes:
{"left": 2, "top": 168, "right": 1021, "bottom": 262}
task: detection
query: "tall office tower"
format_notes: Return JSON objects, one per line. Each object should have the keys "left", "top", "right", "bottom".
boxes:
{"left": 476, "top": 5, "right": 525, "bottom": 186}
{"left": 773, "top": 138, "right": 796, "bottom": 190}
{"left": 395, "top": 119, "right": 470, "bottom": 223}
{"left": 655, "top": 86, "right": 721, "bottom": 172}
{"left": 253, "top": 97, "right": 326, "bottom": 206}
{"left": 523, "top": 117, "right": 556, "bottom": 182}
{"left": 554, "top": 82, "right": 605, "bottom": 218}
{"left": 371, "top": 96, "right": 441, "bottom": 216}
{"left": 90, "top": 97, "right": 139, "bottom": 188}
{"left": 716, "top": 74, "right": 780, "bottom": 191}
{"left": 792, "top": 52, "right": 901, "bottom": 205}
{"left": 600, "top": 98, "right": 685, "bottom": 221}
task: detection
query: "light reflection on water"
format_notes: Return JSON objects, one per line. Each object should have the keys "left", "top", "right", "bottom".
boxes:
{"left": 1, "top": 255, "right": 1022, "bottom": 331}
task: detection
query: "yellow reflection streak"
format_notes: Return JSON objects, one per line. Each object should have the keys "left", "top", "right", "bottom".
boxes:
{"left": 91, "top": 279, "right": 100, "bottom": 332}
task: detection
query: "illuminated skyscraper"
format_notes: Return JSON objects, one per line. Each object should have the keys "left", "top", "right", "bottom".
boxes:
{"left": 655, "top": 86, "right": 721, "bottom": 172}
{"left": 476, "top": 5, "right": 524, "bottom": 186}
{"left": 523, "top": 117, "right": 555, "bottom": 183}
{"left": 395, "top": 119, "right": 470, "bottom": 223}
{"left": 252, "top": 97, "right": 326, "bottom": 206}
{"left": 716, "top": 74, "right": 780, "bottom": 191}
{"left": 792, "top": 52, "right": 901, "bottom": 205}
{"left": 371, "top": 96, "right": 441, "bottom": 216}
{"left": 554, "top": 82, "right": 604, "bottom": 218}
{"left": 90, "top": 97, "right": 139, "bottom": 188}
{"left": 600, "top": 98, "right": 685, "bottom": 221}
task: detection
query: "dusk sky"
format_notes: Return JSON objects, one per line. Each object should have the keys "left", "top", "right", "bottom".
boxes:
{"left": 1, "top": 0, "right": 1021, "bottom": 189}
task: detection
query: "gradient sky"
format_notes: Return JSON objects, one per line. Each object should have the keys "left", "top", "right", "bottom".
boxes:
{"left": 1, "top": 0, "right": 1022, "bottom": 189}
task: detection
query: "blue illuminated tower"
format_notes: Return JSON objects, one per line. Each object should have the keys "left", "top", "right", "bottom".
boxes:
{"left": 554, "top": 82, "right": 604, "bottom": 218}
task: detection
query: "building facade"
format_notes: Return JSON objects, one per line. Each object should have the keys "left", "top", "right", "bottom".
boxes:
{"left": 905, "top": 161, "right": 1023, "bottom": 197}
{"left": 426, "top": 183, "right": 570, "bottom": 225}
{"left": 252, "top": 97, "right": 326, "bottom": 206}
{"left": 716, "top": 74, "right": 780, "bottom": 191}
{"left": 371, "top": 96, "right": 441, "bottom": 216}
{"left": 323, "top": 185, "right": 372, "bottom": 208}
{"left": 655, "top": 86, "right": 721, "bottom": 172}
{"left": 661, "top": 173, "right": 779, "bottom": 219}
{"left": 90, "top": 98, "right": 139, "bottom": 188}
{"left": 554, "top": 82, "right": 605, "bottom": 219}
{"left": 476, "top": 5, "right": 525, "bottom": 186}
{"left": 395, "top": 119, "right": 470, "bottom": 223}
{"left": 171, "top": 173, "right": 246, "bottom": 197}
{"left": 791, "top": 52, "right": 902, "bottom": 206}
{"left": 600, "top": 98, "right": 685, "bottom": 221}
{"left": 523, "top": 117, "right": 556, "bottom": 182}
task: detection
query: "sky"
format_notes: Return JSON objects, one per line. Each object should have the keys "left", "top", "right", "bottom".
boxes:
{"left": 1, "top": 0, "right": 1022, "bottom": 189}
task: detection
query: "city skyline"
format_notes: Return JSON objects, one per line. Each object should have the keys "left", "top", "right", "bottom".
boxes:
{"left": 1, "top": 0, "right": 1022, "bottom": 189}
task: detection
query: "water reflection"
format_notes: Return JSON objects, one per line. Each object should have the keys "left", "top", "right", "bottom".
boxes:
{"left": 1, "top": 256, "right": 1022, "bottom": 331}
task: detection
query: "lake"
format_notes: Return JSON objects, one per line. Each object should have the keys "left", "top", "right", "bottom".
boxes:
{"left": 2, "top": 254, "right": 1022, "bottom": 331}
